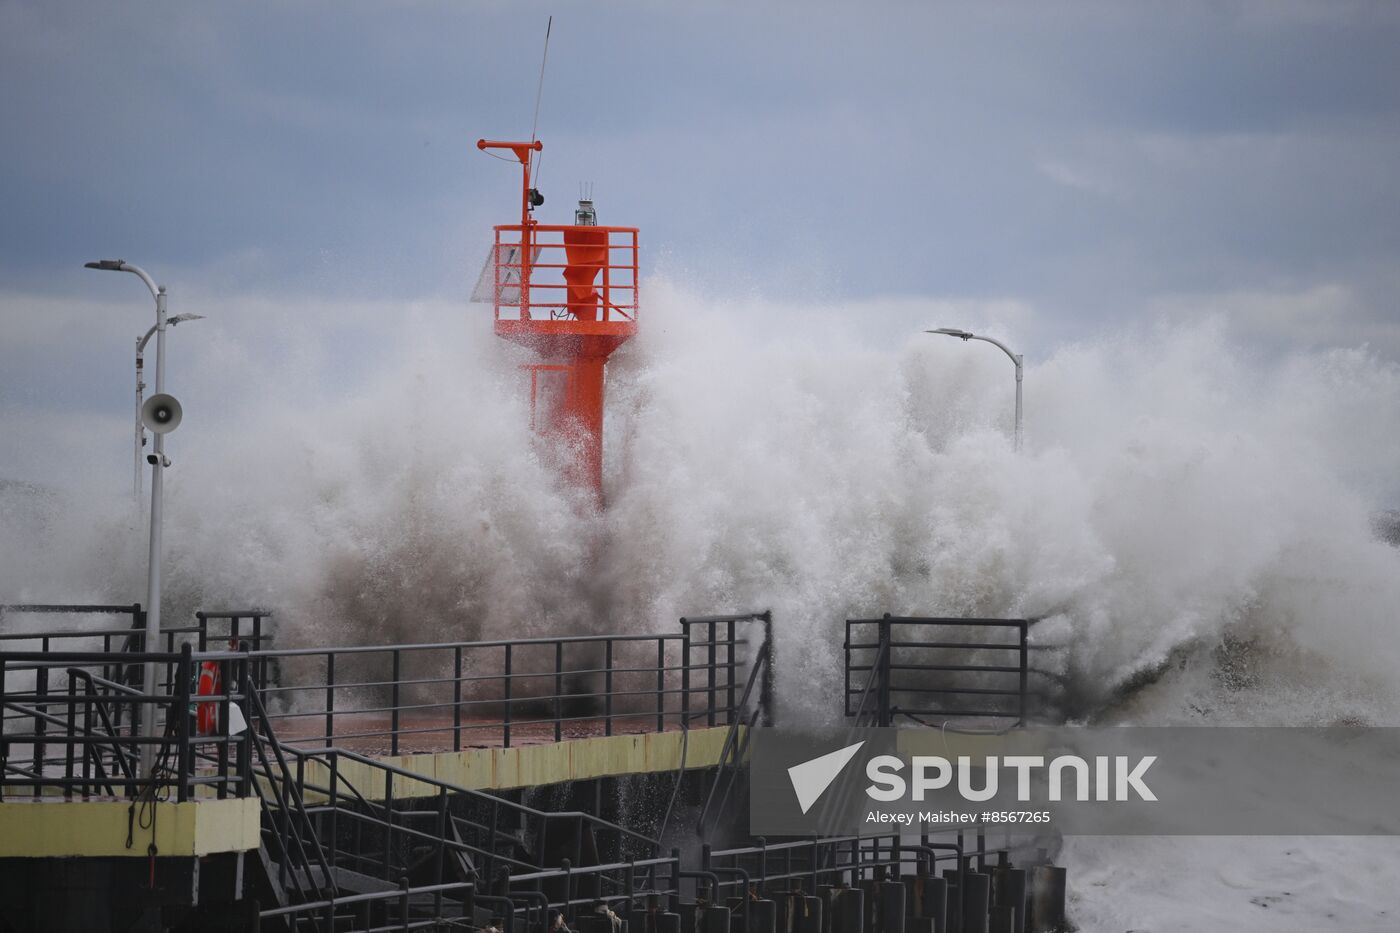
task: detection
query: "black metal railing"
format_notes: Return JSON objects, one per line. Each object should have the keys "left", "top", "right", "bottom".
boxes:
{"left": 261, "top": 853, "right": 686, "bottom": 933}
{"left": 0, "top": 643, "right": 253, "bottom": 800}
{"left": 0, "top": 605, "right": 150, "bottom": 691}
{"left": 259, "top": 878, "right": 478, "bottom": 931}
{"left": 257, "top": 827, "right": 1053, "bottom": 933}
{"left": 694, "top": 613, "right": 774, "bottom": 839}
{"left": 845, "top": 615, "right": 1032, "bottom": 726}
{"left": 0, "top": 602, "right": 1075, "bottom": 932}
{"left": 194, "top": 609, "right": 276, "bottom": 651}
{"left": 280, "top": 744, "right": 661, "bottom": 887}
{"left": 243, "top": 662, "right": 337, "bottom": 916}
{"left": 2, "top": 612, "right": 772, "bottom": 795}
{"left": 0, "top": 604, "right": 275, "bottom": 693}
{"left": 244, "top": 615, "right": 772, "bottom": 754}
{"left": 703, "top": 833, "right": 967, "bottom": 895}
{"left": 680, "top": 613, "right": 773, "bottom": 729}
{"left": 0, "top": 603, "right": 256, "bottom": 653}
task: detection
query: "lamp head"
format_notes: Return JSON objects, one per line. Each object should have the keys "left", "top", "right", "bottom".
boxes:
{"left": 84, "top": 260, "right": 126, "bottom": 272}
{"left": 927, "top": 328, "right": 974, "bottom": 340}
{"left": 168, "top": 313, "right": 205, "bottom": 325}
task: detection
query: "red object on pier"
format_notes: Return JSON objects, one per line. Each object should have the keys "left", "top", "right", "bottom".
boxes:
{"left": 474, "top": 138, "right": 638, "bottom": 500}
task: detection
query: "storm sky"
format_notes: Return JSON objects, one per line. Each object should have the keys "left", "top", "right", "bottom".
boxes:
{"left": 2, "top": 0, "right": 1398, "bottom": 493}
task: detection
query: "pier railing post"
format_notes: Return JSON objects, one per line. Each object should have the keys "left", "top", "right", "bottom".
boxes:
{"left": 656, "top": 638, "right": 666, "bottom": 732}
{"left": 760, "top": 611, "right": 775, "bottom": 728}
{"left": 64, "top": 677, "right": 77, "bottom": 798}
{"left": 707, "top": 620, "right": 717, "bottom": 727}
{"left": 0, "top": 652, "right": 6, "bottom": 801}
{"left": 1018, "top": 621, "right": 1029, "bottom": 725}
{"left": 554, "top": 641, "right": 564, "bottom": 743}
{"left": 328, "top": 749, "right": 340, "bottom": 874}
{"left": 454, "top": 645, "right": 464, "bottom": 751}
{"left": 175, "top": 643, "right": 193, "bottom": 801}
{"left": 216, "top": 655, "right": 230, "bottom": 798}
{"left": 605, "top": 638, "right": 614, "bottom": 737}
{"left": 390, "top": 648, "right": 401, "bottom": 756}
{"left": 503, "top": 644, "right": 513, "bottom": 748}
{"left": 325, "top": 652, "right": 336, "bottom": 748}
{"left": 726, "top": 619, "right": 736, "bottom": 724}
{"left": 237, "top": 644, "right": 253, "bottom": 796}
{"left": 35, "top": 642, "right": 49, "bottom": 786}
{"left": 680, "top": 620, "right": 691, "bottom": 728}
{"left": 877, "top": 614, "right": 892, "bottom": 728}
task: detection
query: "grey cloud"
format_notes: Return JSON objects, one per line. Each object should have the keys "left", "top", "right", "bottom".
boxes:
{"left": 1, "top": 0, "right": 1398, "bottom": 355}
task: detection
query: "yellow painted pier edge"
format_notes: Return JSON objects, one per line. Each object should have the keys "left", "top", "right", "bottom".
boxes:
{"left": 0, "top": 726, "right": 739, "bottom": 857}
{"left": 0, "top": 797, "right": 261, "bottom": 858}
{"left": 298, "top": 725, "right": 739, "bottom": 802}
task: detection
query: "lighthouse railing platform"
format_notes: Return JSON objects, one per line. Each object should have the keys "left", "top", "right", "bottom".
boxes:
{"left": 484, "top": 224, "right": 639, "bottom": 323}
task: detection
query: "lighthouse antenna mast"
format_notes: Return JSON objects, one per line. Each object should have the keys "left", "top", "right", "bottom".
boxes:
{"left": 477, "top": 138, "right": 544, "bottom": 316}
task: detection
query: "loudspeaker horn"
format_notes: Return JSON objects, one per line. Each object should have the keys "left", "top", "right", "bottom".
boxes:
{"left": 141, "top": 393, "right": 183, "bottom": 434}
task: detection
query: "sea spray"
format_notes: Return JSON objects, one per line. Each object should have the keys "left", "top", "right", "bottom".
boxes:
{"left": 2, "top": 280, "right": 1398, "bottom": 722}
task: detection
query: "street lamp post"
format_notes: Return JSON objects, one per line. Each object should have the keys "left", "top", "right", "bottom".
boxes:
{"left": 134, "top": 314, "right": 203, "bottom": 500}
{"left": 86, "top": 259, "right": 180, "bottom": 778}
{"left": 926, "top": 327, "right": 1024, "bottom": 452}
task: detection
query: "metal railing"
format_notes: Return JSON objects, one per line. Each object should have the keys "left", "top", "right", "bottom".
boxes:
{"left": 194, "top": 609, "right": 276, "bottom": 650}
{"left": 279, "top": 744, "right": 661, "bottom": 887}
{"left": 260, "top": 878, "right": 477, "bottom": 931}
{"left": 845, "top": 615, "right": 1033, "bottom": 726}
{"left": 262, "top": 854, "right": 685, "bottom": 933}
{"left": 703, "top": 834, "right": 968, "bottom": 895}
{"left": 693, "top": 613, "right": 774, "bottom": 839}
{"left": 245, "top": 618, "right": 768, "bottom": 755}
{"left": 244, "top": 662, "right": 337, "bottom": 916}
{"left": 256, "top": 827, "right": 1052, "bottom": 933}
{"left": 0, "top": 643, "right": 252, "bottom": 800}
{"left": 0, "top": 605, "right": 149, "bottom": 671}
{"left": 2, "top": 612, "right": 770, "bottom": 795}
{"left": 490, "top": 224, "right": 639, "bottom": 323}
{"left": 0, "top": 603, "right": 274, "bottom": 682}
{"left": 0, "top": 603, "right": 1073, "bottom": 931}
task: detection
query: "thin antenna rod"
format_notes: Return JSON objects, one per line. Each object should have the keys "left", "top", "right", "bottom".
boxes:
{"left": 529, "top": 16, "right": 553, "bottom": 191}
{"left": 530, "top": 16, "right": 552, "bottom": 145}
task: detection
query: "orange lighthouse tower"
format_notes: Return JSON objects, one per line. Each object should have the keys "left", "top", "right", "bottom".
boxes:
{"left": 474, "top": 138, "right": 638, "bottom": 500}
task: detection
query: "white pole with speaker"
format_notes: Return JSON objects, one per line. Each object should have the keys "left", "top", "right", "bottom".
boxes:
{"left": 139, "top": 299, "right": 176, "bottom": 780}
{"left": 86, "top": 259, "right": 192, "bottom": 780}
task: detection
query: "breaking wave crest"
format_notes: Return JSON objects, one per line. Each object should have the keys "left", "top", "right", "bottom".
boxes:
{"left": 3, "top": 280, "right": 1399, "bottom": 724}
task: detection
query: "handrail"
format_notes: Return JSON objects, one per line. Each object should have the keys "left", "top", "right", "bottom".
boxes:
{"left": 241, "top": 631, "right": 684, "bottom": 659}
{"left": 705, "top": 836, "right": 968, "bottom": 891}
{"left": 257, "top": 879, "right": 473, "bottom": 919}
{"left": 299, "top": 770, "right": 547, "bottom": 880}
{"left": 0, "top": 627, "right": 148, "bottom": 642}
{"left": 493, "top": 223, "right": 641, "bottom": 234}
{"left": 221, "top": 622, "right": 750, "bottom": 753}
{"left": 241, "top": 660, "right": 334, "bottom": 909}
{"left": 490, "top": 224, "right": 640, "bottom": 325}
{"left": 695, "top": 636, "right": 771, "bottom": 838}
{"left": 851, "top": 637, "right": 889, "bottom": 727}
{"left": 0, "top": 604, "right": 140, "bottom": 614}
{"left": 64, "top": 669, "right": 137, "bottom": 795}
{"left": 287, "top": 745, "right": 661, "bottom": 853}
{"left": 67, "top": 668, "right": 145, "bottom": 698}
{"left": 845, "top": 615, "right": 1033, "bottom": 724}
